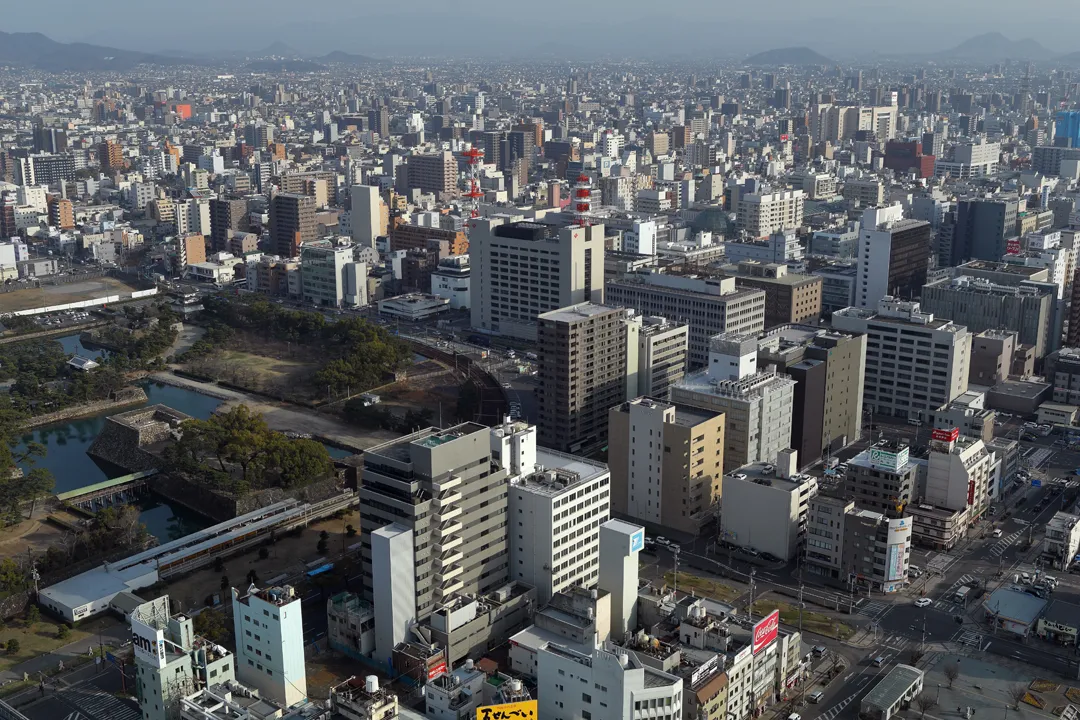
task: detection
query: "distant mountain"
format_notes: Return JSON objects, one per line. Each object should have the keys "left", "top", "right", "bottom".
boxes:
{"left": 940, "top": 32, "right": 1053, "bottom": 60}
{"left": 319, "top": 50, "right": 376, "bottom": 65}
{"left": 1057, "top": 50, "right": 1080, "bottom": 64}
{"left": 744, "top": 46, "right": 833, "bottom": 66}
{"left": 258, "top": 41, "right": 301, "bottom": 57}
{"left": 0, "top": 30, "right": 196, "bottom": 70}
{"left": 245, "top": 59, "right": 327, "bottom": 72}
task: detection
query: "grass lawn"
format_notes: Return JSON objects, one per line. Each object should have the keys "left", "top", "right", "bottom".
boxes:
{"left": 751, "top": 599, "right": 855, "bottom": 640}
{"left": 663, "top": 571, "right": 741, "bottom": 603}
{"left": 217, "top": 349, "right": 311, "bottom": 378}
{"left": 0, "top": 620, "right": 93, "bottom": 674}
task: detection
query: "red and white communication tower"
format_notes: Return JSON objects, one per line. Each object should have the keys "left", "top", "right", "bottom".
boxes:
{"left": 462, "top": 146, "right": 485, "bottom": 221}
{"left": 573, "top": 173, "right": 592, "bottom": 227}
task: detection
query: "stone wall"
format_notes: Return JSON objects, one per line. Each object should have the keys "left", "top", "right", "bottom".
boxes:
{"left": 154, "top": 473, "right": 345, "bottom": 523}
{"left": 87, "top": 404, "right": 191, "bottom": 473}
{"left": 22, "top": 387, "right": 148, "bottom": 430}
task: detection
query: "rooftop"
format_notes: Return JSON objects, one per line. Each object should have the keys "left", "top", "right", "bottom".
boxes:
{"left": 726, "top": 461, "right": 817, "bottom": 494}
{"left": 862, "top": 665, "right": 924, "bottom": 712}
{"left": 538, "top": 302, "right": 622, "bottom": 323}
{"left": 983, "top": 588, "right": 1047, "bottom": 623}
{"left": 677, "top": 367, "right": 796, "bottom": 401}
{"left": 1042, "top": 599, "right": 1080, "bottom": 629}
{"left": 513, "top": 447, "right": 608, "bottom": 495}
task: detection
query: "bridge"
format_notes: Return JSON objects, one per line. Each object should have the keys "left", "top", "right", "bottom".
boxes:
{"left": 57, "top": 470, "right": 157, "bottom": 511}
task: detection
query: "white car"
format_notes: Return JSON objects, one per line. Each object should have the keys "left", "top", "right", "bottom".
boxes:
{"left": 915, "top": 597, "right": 932, "bottom": 608}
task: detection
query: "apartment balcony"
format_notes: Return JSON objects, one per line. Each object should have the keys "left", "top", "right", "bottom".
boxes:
{"left": 433, "top": 578, "right": 465, "bottom": 601}
{"left": 433, "top": 490, "right": 463, "bottom": 510}
{"left": 436, "top": 563, "right": 464, "bottom": 583}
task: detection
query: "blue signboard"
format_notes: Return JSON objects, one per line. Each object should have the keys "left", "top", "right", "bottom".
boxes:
{"left": 630, "top": 529, "right": 644, "bottom": 553}
{"left": 1032, "top": 479, "right": 1042, "bottom": 487}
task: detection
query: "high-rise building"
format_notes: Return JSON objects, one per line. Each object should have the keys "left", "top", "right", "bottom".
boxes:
{"left": 405, "top": 151, "right": 457, "bottom": 195}
{"left": 926, "top": 430, "right": 994, "bottom": 522}
{"left": 1055, "top": 110, "right": 1080, "bottom": 148}
{"left": 608, "top": 397, "right": 725, "bottom": 536}
{"left": 243, "top": 121, "right": 274, "bottom": 149}
{"left": 843, "top": 439, "right": 919, "bottom": 517}
{"left": 349, "top": 184, "right": 381, "bottom": 248}
{"left": 32, "top": 124, "right": 67, "bottom": 154}
{"left": 178, "top": 234, "right": 206, "bottom": 269}
{"left": 269, "top": 193, "right": 315, "bottom": 257}
{"left": 506, "top": 425, "right": 611, "bottom": 604}
{"left": 671, "top": 332, "right": 796, "bottom": 472}
{"left": 855, "top": 204, "right": 931, "bottom": 309}
{"left": 755, "top": 324, "right": 867, "bottom": 466}
{"left": 368, "top": 107, "right": 390, "bottom": 138}
{"left": 208, "top": 197, "right": 247, "bottom": 253}
{"left": 230, "top": 584, "right": 306, "bottom": 708}
{"left": 359, "top": 423, "right": 511, "bottom": 662}
{"left": 47, "top": 196, "right": 74, "bottom": 230}
{"left": 537, "top": 303, "right": 629, "bottom": 453}
{"left": 626, "top": 315, "right": 689, "bottom": 399}
{"left": 804, "top": 494, "right": 912, "bottom": 593}
{"left": 736, "top": 190, "right": 805, "bottom": 239}
{"left": 951, "top": 198, "right": 1020, "bottom": 265}
{"left": 25, "top": 152, "right": 75, "bottom": 188}
{"left": 720, "top": 456, "right": 817, "bottom": 561}
{"left": 832, "top": 298, "right": 971, "bottom": 419}
{"left": 721, "top": 261, "right": 823, "bottom": 328}
{"left": 99, "top": 140, "right": 124, "bottom": 173}
{"left": 606, "top": 273, "right": 766, "bottom": 367}
{"left": 469, "top": 219, "right": 605, "bottom": 341}
{"left": 300, "top": 239, "right": 367, "bottom": 308}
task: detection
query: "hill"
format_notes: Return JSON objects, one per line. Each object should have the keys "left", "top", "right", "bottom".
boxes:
{"left": 744, "top": 46, "right": 833, "bottom": 66}
{"left": 319, "top": 50, "right": 377, "bottom": 65}
{"left": 258, "top": 41, "right": 301, "bottom": 57}
{"left": 940, "top": 32, "right": 1053, "bottom": 61}
{"left": 245, "top": 59, "right": 327, "bottom": 72}
{"left": 0, "top": 31, "right": 195, "bottom": 70}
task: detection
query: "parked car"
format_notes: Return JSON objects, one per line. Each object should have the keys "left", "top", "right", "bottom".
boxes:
{"left": 809, "top": 692, "right": 825, "bottom": 704}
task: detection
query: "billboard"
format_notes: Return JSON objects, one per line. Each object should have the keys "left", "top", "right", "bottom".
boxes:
{"left": 427, "top": 660, "right": 448, "bottom": 681}
{"left": 1006, "top": 237, "right": 1021, "bottom": 254}
{"left": 131, "top": 617, "right": 167, "bottom": 668}
{"left": 968, "top": 479, "right": 977, "bottom": 505}
{"left": 630, "top": 528, "right": 645, "bottom": 553}
{"left": 931, "top": 427, "right": 959, "bottom": 443}
{"left": 868, "top": 446, "right": 909, "bottom": 472}
{"left": 886, "top": 517, "right": 911, "bottom": 546}
{"left": 477, "top": 700, "right": 538, "bottom": 720}
{"left": 887, "top": 542, "right": 906, "bottom": 581}
{"left": 752, "top": 609, "right": 780, "bottom": 654}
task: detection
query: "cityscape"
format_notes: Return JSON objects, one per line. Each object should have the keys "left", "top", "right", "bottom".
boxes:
{"left": 0, "top": 12, "right": 1079, "bottom": 720}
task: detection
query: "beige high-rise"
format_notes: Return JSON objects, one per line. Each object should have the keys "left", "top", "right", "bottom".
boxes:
{"left": 608, "top": 397, "right": 725, "bottom": 536}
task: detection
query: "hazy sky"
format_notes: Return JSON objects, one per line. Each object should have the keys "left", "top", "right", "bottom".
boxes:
{"left": 5, "top": 0, "right": 1080, "bottom": 58}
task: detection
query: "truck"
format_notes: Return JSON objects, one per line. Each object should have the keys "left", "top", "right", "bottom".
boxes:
{"left": 953, "top": 585, "right": 971, "bottom": 604}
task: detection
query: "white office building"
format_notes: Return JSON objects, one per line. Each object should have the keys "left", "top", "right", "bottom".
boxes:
{"left": 469, "top": 217, "right": 605, "bottom": 340}
{"left": 230, "top": 585, "right": 306, "bottom": 709}
{"left": 736, "top": 190, "right": 805, "bottom": 239}
{"left": 300, "top": 239, "right": 367, "bottom": 308}
{"left": 926, "top": 430, "right": 994, "bottom": 522}
{"left": 855, "top": 204, "right": 931, "bottom": 309}
{"left": 349, "top": 184, "right": 381, "bottom": 248}
{"left": 430, "top": 255, "right": 470, "bottom": 309}
{"left": 832, "top": 298, "right": 971, "bottom": 420}
{"left": 503, "top": 420, "right": 612, "bottom": 605}
{"left": 671, "top": 332, "right": 795, "bottom": 472}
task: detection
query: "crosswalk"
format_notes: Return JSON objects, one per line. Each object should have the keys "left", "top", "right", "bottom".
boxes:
{"left": 989, "top": 530, "right": 1021, "bottom": 557}
{"left": 855, "top": 600, "right": 891, "bottom": 621}
{"left": 58, "top": 686, "right": 141, "bottom": 720}
{"left": 930, "top": 574, "right": 978, "bottom": 610}
{"left": 816, "top": 641, "right": 911, "bottom": 720}
{"left": 954, "top": 629, "right": 985, "bottom": 648}
{"left": 927, "top": 552, "right": 958, "bottom": 575}
{"left": 817, "top": 687, "right": 865, "bottom": 720}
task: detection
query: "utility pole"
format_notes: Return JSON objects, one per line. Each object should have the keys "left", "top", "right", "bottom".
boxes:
{"left": 748, "top": 568, "right": 756, "bottom": 623}
{"left": 798, "top": 583, "right": 805, "bottom": 634}
{"left": 921, "top": 609, "right": 927, "bottom": 652}
{"left": 673, "top": 547, "right": 680, "bottom": 597}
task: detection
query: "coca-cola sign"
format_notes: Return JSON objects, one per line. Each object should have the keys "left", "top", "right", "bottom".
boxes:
{"left": 752, "top": 609, "right": 780, "bottom": 654}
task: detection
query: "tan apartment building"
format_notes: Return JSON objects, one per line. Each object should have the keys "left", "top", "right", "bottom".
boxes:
{"left": 627, "top": 315, "right": 689, "bottom": 399}
{"left": 179, "top": 233, "right": 206, "bottom": 268}
{"left": 389, "top": 223, "right": 468, "bottom": 255}
{"left": 269, "top": 193, "right": 316, "bottom": 257}
{"left": 537, "top": 303, "right": 628, "bottom": 454}
{"left": 406, "top": 151, "right": 457, "bottom": 196}
{"left": 608, "top": 397, "right": 725, "bottom": 536}
{"left": 735, "top": 190, "right": 804, "bottom": 239}
{"left": 722, "top": 261, "right": 822, "bottom": 328}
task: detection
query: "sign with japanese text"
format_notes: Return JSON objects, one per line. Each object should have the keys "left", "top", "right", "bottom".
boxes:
{"left": 477, "top": 700, "right": 538, "bottom": 720}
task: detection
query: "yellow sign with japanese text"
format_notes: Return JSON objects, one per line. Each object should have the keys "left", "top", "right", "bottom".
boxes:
{"left": 476, "top": 700, "right": 538, "bottom": 720}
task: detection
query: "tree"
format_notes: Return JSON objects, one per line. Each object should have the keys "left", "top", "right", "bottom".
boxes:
{"left": 944, "top": 663, "right": 959, "bottom": 689}
{"left": 319, "top": 530, "right": 330, "bottom": 541}
{"left": 345, "top": 524, "right": 356, "bottom": 538}
{"left": 213, "top": 557, "right": 224, "bottom": 573}
{"left": 220, "top": 575, "right": 230, "bottom": 592}
{"left": 317, "top": 537, "right": 328, "bottom": 554}
{"left": 20, "top": 468, "right": 54, "bottom": 519}
{"left": 192, "top": 608, "right": 232, "bottom": 646}
{"left": 909, "top": 649, "right": 925, "bottom": 666}
{"left": 915, "top": 692, "right": 938, "bottom": 718}
{"left": 25, "top": 605, "right": 40, "bottom": 626}
{"left": 1009, "top": 685, "right": 1028, "bottom": 710}
{"left": 246, "top": 569, "right": 258, "bottom": 586}
{"left": 6, "top": 639, "right": 19, "bottom": 654}
{"left": 56, "top": 624, "right": 69, "bottom": 640}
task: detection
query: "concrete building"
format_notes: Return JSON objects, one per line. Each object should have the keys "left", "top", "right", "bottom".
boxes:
{"left": 925, "top": 430, "right": 994, "bottom": 523}
{"left": 842, "top": 179, "right": 885, "bottom": 207}
{"left": 832, "top": 298, "right": 971, "bottom": 420}
{"left": 951, "top": 198, "right": 1019, "bottom": 265}
{"left": 209, "top": 198, "right": 247, "bottom": 253}
{"left": 269, "top": 193, "right": 315, "bottom": 258}
{"left": 860, "top": 665, "right": 924, "bottom": 720}
{"left": 470, "top": 218, "right": 605, "bottom": 341}
{"left": 132, "top": 596, "right": 237, "bottom": 720}
{"left": 608, "top": 397, "right": 725, "bottom": 536}
{"left": 230, "top": 585, "right": 306, "bottom": 709}
{"left": 628, "top": 315, "right": 690, "bottom": 399}
{"left": 755, "top": 325, "right": 867, "bottom": 466}
{"left": 720, "top": 457, "right": 817, "bottom": 560}
{"left": 537, "top": 303, "right": 629, "bottom": 453}
{"left": 507, "top": 435, "right": 611, "bottom": 603}
{"left": 430, "top": 255, "right": 470, "bottom": 309}
{"left": 844, "top": 440, "right": 919, "bottom": 517}
{"left": 426, "top": 660, "right": 532, "bottom": 720}
{"left": 404, "top": 151, "right": 456, "bottom": 196}
{"left": 969, "top": 330, "right": 1017, "bottom": 386}
{"left": 805, "top": 495, "right": 913, "bottom": 593}
{"left": 427, "top": 582, "right": 535, "bottom": 668}
{"left": 1045, "top": 347, "right": 1080, "bottom": 405}
{"left": 736, "top": 190, "right": 805, "bottom": 238}
{"left": 328, "top": 676, "right": 399, "bottom": 720}
{"left": 300, "top": 239, "right": 367, "bottom": 308}
{"left": 349, "top": 184, "right": 381, "bottom": 248}
{"left": 1042, "top": 512, "right": 1080, "bottom": 570}
{"left": 721, "top": 261, "right": 822, "bottom": 328}
{"left": 855, "top": 204, "right": 931, "bottom": 309}
{"left": 607, "top": 273, "right": 766, "bottom": 367}
{"left": 672, "top": 332, "right": 796, "bottom": 472}
{"left": 926, "top": 392, "right": 996, "bottom": 444}
{"left": 326, "top": 592, "right": 375, "bottom": 662}
{"left": 921, "top": 275, "right": 1054, "bottom": 360}
{"left": 358, "top": 423, "right": 510, "bottom": 664}
{"left": 724, "top": 229, "right": 805, "bottom": 265}
{"left": 179, "top": 234, "right": 206, "bottom": 269}
{"left": 815, "top": 263, "right": 859, "bottom": 316}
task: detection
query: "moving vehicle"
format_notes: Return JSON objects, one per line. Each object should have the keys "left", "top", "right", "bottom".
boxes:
{"left": 953, "top": 586, "right": 971, "bottom": 603}
{"left": 812, "top": 645, "right": 828, "bottom": 658}
{"left": 915, "top": 597, "right": 932, "bottom": 608}
{"left": 872, "top": 656, "right": 886, "bottom": 667}
{"left": 809, "top": 692, "right": 825, "bottom": 704}
{"left": 992, "top": 529, "right": 1003, "bottom": 538}
{"left": 907, "top": 418, "right": 923, "bottom": 426}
